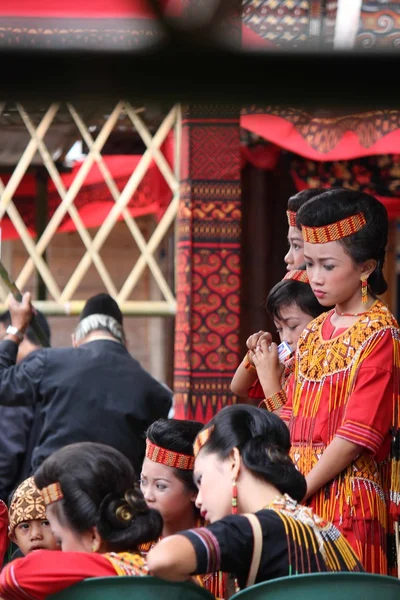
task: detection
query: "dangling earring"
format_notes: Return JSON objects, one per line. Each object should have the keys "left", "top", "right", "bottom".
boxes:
{"left": 232, "top": 480, "right": 238, "bottom": 515}
{"left": 361, "top": 275, "right": 368, "bottom": 305}
{"left": 91, "top": 540, "right": 99, "bottom": 553}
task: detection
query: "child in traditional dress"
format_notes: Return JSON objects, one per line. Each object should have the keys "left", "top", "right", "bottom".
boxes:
{"left": 147, "top": 405, "right": 364, "bottom": 589}
{"left": 231, "top": 269, "right": 325, "bottom": 409}
{"left": 259, "top": 188, "right": 400, "bottom": 575}
{"left": 140, "top": 419, "right": 226, "bottom": 599}
{"left": 0, "top": 442, "right": 163, "bottom": 600}
{"left": 8, "top": 477, "right": 59, "bottom": 556}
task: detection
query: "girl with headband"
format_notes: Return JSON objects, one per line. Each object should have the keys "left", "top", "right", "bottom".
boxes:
{"left": 0, "top": 442, "right": 163, "bottom": 600}
{"left": 147, "top": 405, "right": 363, "bottom": 589}
{"left": 284, "top": 188, "right": 324, "bottom": 271}
{"left": 140, "top": 419, "right": 227, "bottom": 599}
{"left": 266, "top": 189, "right": 400, "bottom": 575}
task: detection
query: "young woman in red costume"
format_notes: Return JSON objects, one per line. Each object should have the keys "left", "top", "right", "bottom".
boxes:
{"left": 258, "top": 188, "right": 400, "bottom": 575}
{"left": 0, "top": 442, "right": 163, "bottom": 600}
{"left": 140, "top": 419, "right": 227, "bottom": 599}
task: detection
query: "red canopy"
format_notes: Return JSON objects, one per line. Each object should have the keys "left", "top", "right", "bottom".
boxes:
{"left": 241, "top": 109, "right": 400, "bottom": 162}
{"left": 0, "top": 154, "right": 173, "bottom": 240}
{"left": 0, "top": 0, "right": 182, "bottom": 18}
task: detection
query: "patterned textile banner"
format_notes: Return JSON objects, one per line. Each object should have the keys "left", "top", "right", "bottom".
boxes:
{"left": 174, "top": 106, "right": 241, "bottom": 422}
{"left": 290, "top": 153, "right": 400, "bottom": 220}
{"left": 241, "top": 108, "right": 400, "bottom": 161}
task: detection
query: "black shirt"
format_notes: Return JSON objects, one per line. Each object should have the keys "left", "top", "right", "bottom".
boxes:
{"left": 180, "top": 500, "right": 364, "bottom": 589}
{"left": 0, "top": 339, "right": 172, "bottom": 474}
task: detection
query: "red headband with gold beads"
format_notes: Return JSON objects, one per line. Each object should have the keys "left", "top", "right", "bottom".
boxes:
{"left": 286, "top": 210, "right": 297, "bottom": 227}
{"left": 193, "top": 426, "right": 215, "bottom": 458}
{"left": 40, "top": 482, "right": 64, "bottom": 506}
{"left": 146, "top": 439, "right": 194, "bottom": 470}
{"left": 283, "top": 270, "right": 309, "bottom": 284}
{"left": 302, "top": 212, "right": 366, "bottom": 244}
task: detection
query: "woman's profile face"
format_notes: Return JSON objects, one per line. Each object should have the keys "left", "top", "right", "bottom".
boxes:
{"left": 193, "top": 451, "right": 232, "bottom": 523}
{"left": 46, "top": 504, "right": 93, "bottom": 553}
{"left": 140, "top": 458, "right": 196, "bottom": 526}
{"left": 284, "top": 226, "right": 304, "bottom": 271}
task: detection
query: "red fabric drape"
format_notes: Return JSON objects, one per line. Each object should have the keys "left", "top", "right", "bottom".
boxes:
{"left": 0, "top": 0, "right": 182, "bottom": 18}
{"left": 241, "top": 109, "right": 400, "bottom": 161}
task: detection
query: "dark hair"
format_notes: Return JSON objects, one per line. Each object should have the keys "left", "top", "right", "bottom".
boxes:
{"left": 0, "top": 309, "right": 51, "bottom": 346}
{"left": 146, "top": 419, "right": 203, "bottom": 494}
{"left": 199, "top": 405, "right": 307, "bottom": 502}
{"left": 297, "top": 188, "right": 388, "bottom": 295}
{"left": 34, "top": 442, "right": 162, "bottom": 551}
{"left": 266, "top": 277, "right": 325, "bottom": 322}
{"left": 287, "top": 188, "right": 325, "bottom": 213}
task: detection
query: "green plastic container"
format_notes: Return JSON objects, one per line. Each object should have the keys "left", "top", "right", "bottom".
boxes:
{"left": 48, "top": 576, "right": 214, "bottom": 600}
{"left": 231, "top": 572, "right": 400, "bottom": 600}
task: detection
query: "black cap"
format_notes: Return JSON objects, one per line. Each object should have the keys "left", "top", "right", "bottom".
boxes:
{"left": 79, "top": 293, "right": 123, "bottom": 325}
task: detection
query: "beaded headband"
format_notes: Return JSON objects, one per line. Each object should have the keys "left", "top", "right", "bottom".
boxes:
{"left": 146, "top": 439, "right": 194, "bottom": 470}
{"left": 286, "top": 210, "right": 297, "bottom": 227}
{"left": 302, "top": 212, "right": 366, "bottom": 244}
{"left": 40, "top": 482, "right": 64, "bottom": 506}
{"left": 193, "top": 425, "right": 215, "bottom": 458}
{"left": 283, "top": 270, "right": 309, "bottom": 284}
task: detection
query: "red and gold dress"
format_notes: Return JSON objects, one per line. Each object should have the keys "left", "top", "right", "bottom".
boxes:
{"left": 281, "top": 300, "right": 400, "bottom": 575}
{"left": 0, "top": 550, "right": 148, "bottom": 600}
{"left": 0, "top": 500, "right": 9, "bottom": 568}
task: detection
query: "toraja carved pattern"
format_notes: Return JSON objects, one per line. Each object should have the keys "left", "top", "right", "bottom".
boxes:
{"left": 242, "top": 106, "right": 400, "bottom": 153}
{"left": 174, "top": 105, "right": 241, "bottom": 422}
{"left": 357, "top": 1, "right": 400, "bottom": 49}
{"left": 242, "top": 0, "right": 333, "bottom": 48}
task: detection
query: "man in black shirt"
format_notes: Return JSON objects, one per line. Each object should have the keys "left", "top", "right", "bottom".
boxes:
{"left": 0, "top": 310, "right": 51, "bottom": 502}
{"left": 0, "top": 293, "right": 172, "bottom": 475}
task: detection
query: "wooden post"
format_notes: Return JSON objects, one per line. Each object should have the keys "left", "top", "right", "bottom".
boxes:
{"left": 35, "top": 167, "right": 48, "bottom": 301}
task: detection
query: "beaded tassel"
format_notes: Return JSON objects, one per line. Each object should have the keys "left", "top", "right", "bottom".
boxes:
{"left": 232, "top": 480, "right": 238, "bottom": 514}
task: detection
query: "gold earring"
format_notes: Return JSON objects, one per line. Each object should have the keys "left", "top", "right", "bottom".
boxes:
{"left": 361, "top": 275, "right": 368, "bottom": 305}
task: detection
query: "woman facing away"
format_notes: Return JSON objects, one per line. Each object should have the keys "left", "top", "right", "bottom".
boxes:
{"left": 231, "top": 268, "right": 325, "bottom": 409}
{"left": 140, "top": 418, "right": 227, "bottom": 599}
{"left": 0, "top": 442, "right": 163, "bottom": 600}
{"left": 271, "top": 188, "right": 400, "bottom": 575}
{"left": 147, "top": 405, "right": 363, "bottom": 589}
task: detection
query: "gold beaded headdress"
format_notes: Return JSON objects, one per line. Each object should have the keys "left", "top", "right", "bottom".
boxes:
{"left": 193, "top": 425, "right": 215, "bottom": 458}
{"left": 283, "top": 270, "right": 309, "bottom": 284}
{"left": 9, "top": 477, "right": 47, "bottom": 535}
{"left": 145, "top": 439, "right": 194, "bottom": 470}
{"left": 40, "top": 482, "right": 64, "bottom": 507}
{"left": 302, "top": 212, "right": 367, "bottom": 244}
